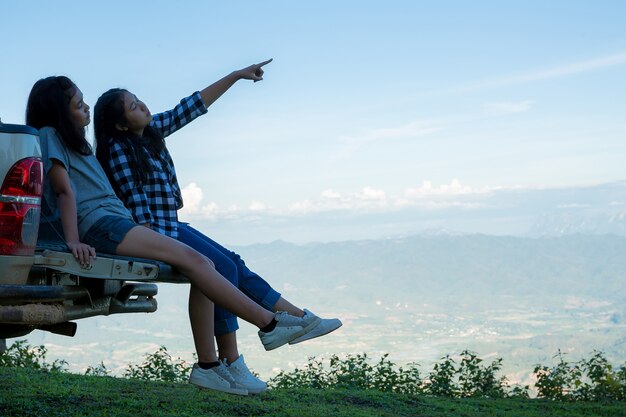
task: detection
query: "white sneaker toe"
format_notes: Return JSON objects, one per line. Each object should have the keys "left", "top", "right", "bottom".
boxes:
{"left": 289, "top": 309, "right": 343, "bottom": 345}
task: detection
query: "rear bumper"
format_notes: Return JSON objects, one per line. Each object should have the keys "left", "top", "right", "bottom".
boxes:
{"left": 0, "top": 283, "right": 158, "bottom": 338}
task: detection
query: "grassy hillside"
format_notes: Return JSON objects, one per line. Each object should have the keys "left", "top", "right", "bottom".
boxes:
{"left": 1, "top": 367, "right": 625, "bottom": 417}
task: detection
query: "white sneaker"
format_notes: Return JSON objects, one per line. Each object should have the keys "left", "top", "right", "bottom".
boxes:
{"left": 258, "top": 311, "right": 321, "bottom": 351}
{"left": 289, "top": 309, "right": 343, "bottom": 344}
{"left": 224, "top": 355, "right": 267, "bottom": 394}
{"left": 189, "top": 363, "right": 248, "bottom": 396}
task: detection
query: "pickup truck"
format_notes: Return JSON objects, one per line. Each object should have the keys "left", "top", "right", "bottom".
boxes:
{"left": 0, "top": 121, "right": 186, "bottom": 349}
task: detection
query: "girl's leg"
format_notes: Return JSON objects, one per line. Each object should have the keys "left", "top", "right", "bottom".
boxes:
{"left": 184, "top": 225, "right": 304, "bottom": 316}
{"left": 178, "top": 224, "right": 242, "bottom": 363}
{"left": 188, "top": 284, "right": 217, "bottom": 363}
{"left": 116, "top": 226, "right": 274, "bottom": 328}
{"left": 215, "top": 332, "right": 239, "bottom": 364}
{"left": 272, "top": 298, "right": 304, "bottom": 316}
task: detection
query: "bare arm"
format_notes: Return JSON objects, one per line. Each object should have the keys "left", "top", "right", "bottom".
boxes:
{"left": 48, "top": 160, "right": 96, "bottom": 265}
{"left": 199, "top": 59, "right": 272, "bottom": 108}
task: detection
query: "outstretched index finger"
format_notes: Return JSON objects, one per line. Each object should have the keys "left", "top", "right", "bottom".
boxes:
{"left": 257, "top": 58, "right": 273, "bottom": 67}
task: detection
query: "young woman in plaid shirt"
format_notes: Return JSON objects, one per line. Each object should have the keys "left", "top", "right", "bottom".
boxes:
{"left": 94, "top": 60, "right": 342, "bottom": 394}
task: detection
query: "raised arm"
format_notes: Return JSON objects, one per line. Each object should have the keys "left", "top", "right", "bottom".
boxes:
{"left": 47, "top": 160, "right": 96, "bottom": 265}
{"left": 199, "top": 58, "right": 272, "bottom": 107}
{"left": 150, "top": 59, "right": 273, "bottom": 138}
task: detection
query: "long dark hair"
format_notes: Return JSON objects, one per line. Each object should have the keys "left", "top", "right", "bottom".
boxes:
{"left": 94, "top": 88, "right": 165, "bottom": 187}
{"left": 26, "top": 76, "right": 92, "bottom": 155}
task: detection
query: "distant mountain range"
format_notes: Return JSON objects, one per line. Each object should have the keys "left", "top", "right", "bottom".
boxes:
{"left": 231, "top": 233, "right": 626, "bottom": 312}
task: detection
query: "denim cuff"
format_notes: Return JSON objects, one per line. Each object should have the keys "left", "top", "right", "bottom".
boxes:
{"left": 214, "top": 316, "right": 239, "bottom": 336}
{"left": 259, "top": 288, "right": 281, "bottom": 311}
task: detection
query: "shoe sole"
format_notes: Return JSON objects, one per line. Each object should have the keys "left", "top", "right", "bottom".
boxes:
{"left": 263, "top": 316, "right": 321, "bottom": 351}
{"left": 189, "top": 379, "right": 249, "bottom": 396}
{"left": 289, "top": 320, "right": 343, "bottom": 345}
{"left": 246, "top": 385, "right": 268, "bottom": 395}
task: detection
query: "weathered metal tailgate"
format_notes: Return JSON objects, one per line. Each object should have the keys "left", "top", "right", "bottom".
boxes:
{"left": 33, "top": 240, "right": 189, "bottom": 283}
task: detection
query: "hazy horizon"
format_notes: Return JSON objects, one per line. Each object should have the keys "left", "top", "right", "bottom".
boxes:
{"left": 183, "top": 180, "right": 626, "bottom": 245}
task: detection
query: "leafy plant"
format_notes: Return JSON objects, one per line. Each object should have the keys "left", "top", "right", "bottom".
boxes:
{"left": 533, "top": 350, "right": 626, "bottom": 401}
{"left": 457, "top": 350, "right": 508, "bottom": 398}
{"left": 84, "top": 361, "right": 110, "bottom": 377}
{"left": 123, "top": 346, "right": 191, "bottom": 383}
{"left": 577, "top": 350, "right": 626, "bottom": 401}
{"left": 0, "top": 339, "right": 67, "bottom": 372}
{"left": 426, "top": 354, "right": 458, "bottom": 397}
{"left": 270, "top": 353, "right": 422, "bottom": 394}
{"left": 534, "top": 350, "right": 578, "bottom": 401}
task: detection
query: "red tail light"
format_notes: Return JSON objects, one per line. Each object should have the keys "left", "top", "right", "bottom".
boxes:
{"left": 0, "top": 157, "right": 43, "bottom": 255}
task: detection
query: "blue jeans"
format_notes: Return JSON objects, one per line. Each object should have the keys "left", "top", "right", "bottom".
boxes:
{"left": 177, "top": 223, "right": 281, "bottom": 336}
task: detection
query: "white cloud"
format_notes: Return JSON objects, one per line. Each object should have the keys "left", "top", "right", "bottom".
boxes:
{"left": 557, "top": 203, "right": 591, "bottom": 209}
{"left": 404, "top": 179, "right": 498, "bottom": 198}
{"left": 356, "top": 187, "right": 386, "bottom": 201}
{"left": 179, "top": 182, "right": 219, "bottom": 217}
{"left": 249, "top": 201, "right": 268, "bottom": 211}
{"left": 298, "top": 180, "right": 503, "bottom": 214}
{"left": 290, "top": 181, "right": 494, "bottom": 216}
{"left": 179, "top": 182, "right": 203, "bottom": 214}
{"left": 288, "top": 187, "right": 388, "bottom": 214}
{"left": 179, "top": 180, "right": 521, "bottom": 220}
{"left": 321, "top": 189, "right": 341, "bottom": 199}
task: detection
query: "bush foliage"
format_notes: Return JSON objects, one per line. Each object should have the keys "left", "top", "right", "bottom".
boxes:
{"left": 271, "top": 350, "right": 529, "bottom": 398}
{"left": 0, "top": 339, "right": 67, "bottom": 372}
{"left": 123, "top": 346, "right": 191, "bottom": 383}
{"left": 534, "top": 350, "right": 626, "bottom": 401}
{"left": 2, "top": 339, "right": 625, "bottom": 401}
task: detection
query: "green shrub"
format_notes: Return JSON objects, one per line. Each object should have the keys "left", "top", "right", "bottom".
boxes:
{"left": 3, "top": 338, "right": 624, "bottom": 402}
{"left": 270, "top": 353, "right": 423, "bottom": 394}
{"left": 123, "top": 346, "right": 191, "bottom": 383}
{"left": 0, "top": 339, "right": 67, "bottom": 372}
{"left": 426, "top": 354, "right": 458, "bottom": 397}
{"left": 534, "top": 350, "right": 626, "bottom": 401}
{"left": 458, "top": 350, "right": 509, "bottom": 398}
{"left": 272, "top": 351, "right": 528, "bottom": 398}
{"left": 84, "top": 361, "right": 110, "bottom": 377}
{"left": 425, "top": 350, "right": 526, "bottom": 398}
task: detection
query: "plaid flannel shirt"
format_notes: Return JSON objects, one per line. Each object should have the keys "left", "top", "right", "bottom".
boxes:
{"left": 106, "top": 92, "right": 207, "bottom": 238}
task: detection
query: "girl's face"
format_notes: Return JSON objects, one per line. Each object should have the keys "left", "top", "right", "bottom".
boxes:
{"left": 69, "top": 88, "right": 90, "bottom": 128}
{"left": 121, "top": 91, "right": 152, "bottom": 135}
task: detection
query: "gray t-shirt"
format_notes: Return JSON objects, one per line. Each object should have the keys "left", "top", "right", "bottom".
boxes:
{"left": 40, "top": 127, "right": 134, "bottom": 239}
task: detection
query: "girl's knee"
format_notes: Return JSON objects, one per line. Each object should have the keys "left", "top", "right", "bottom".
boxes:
{"left": 180, "top": 246, "right": 211, "bottom": 269}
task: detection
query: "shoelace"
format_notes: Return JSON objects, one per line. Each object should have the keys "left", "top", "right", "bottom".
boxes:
{"left": 230, "top": 365, "right": 249, "bottom": 378}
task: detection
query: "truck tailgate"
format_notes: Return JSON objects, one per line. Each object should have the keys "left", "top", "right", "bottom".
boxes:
{"left": 34, "top": 240, "right": 190, "bottom": 283}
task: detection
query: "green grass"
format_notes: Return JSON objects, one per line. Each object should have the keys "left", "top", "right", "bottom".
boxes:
{"left": 1, "top": 368, "right": 625, "bottom": 417}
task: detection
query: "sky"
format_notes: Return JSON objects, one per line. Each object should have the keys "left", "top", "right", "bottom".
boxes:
{"left": 2, "top": 1, "right": 625, "bottom": 244}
